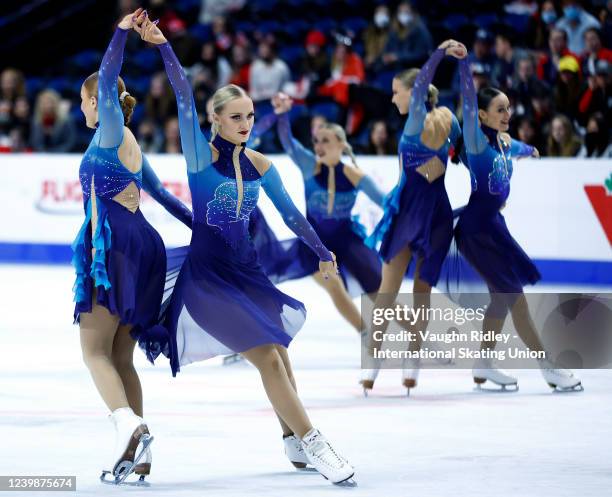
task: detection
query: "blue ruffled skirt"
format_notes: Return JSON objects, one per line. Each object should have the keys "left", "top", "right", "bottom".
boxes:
{"left": 367, "top": 168, "right": 453, "bottom": 286}
{"left": 72, "top": 198, "right": 171, "bottom": 365}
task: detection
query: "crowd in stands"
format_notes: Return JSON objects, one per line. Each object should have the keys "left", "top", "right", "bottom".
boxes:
{"left": 1, "top": 0, "right": 610, "bottom": 157}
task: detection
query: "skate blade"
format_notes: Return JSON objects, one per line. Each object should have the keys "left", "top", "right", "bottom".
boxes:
{"left": 296, "top": 467, "right": 319, "bottom": 473}
{"left": 550, "top": 382, "right": 584, "bottom": 393}
{"left": 223, "top": 353, "right": 244, "bottom": 366}
{"left": 334, "top": 474, "right": 357, "bottom": 487}
{"left": 474, "top": 381, "right": 519, "bottom": 393}
{"left": 114, "top": 434, "right": 154, "bottom": 485}
{"left": 360, "top": 380, "right": 374, "bottom": 397}
{"left": 100, "top": 470, "right": 150, "bottom": 487}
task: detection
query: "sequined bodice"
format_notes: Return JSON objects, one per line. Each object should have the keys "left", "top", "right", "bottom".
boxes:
{"left": 305, "top": 163, "right": 358, "bottom": 222}
{"left": 79, "top": 130, "right": 142, "bottom": 208}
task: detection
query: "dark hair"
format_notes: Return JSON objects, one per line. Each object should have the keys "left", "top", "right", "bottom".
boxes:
{"left": 583, "top": 27, "right": 601, "bottom": 40}
{"left": 83, "top": 72, "right": 136, "bottom": 125}
{"left": 477, "top": 87, "right": 504, "bottom": 111}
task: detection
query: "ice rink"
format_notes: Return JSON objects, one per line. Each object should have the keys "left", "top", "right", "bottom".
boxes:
{"left": 1, "top": 264, "right": 610, "bottom": 497}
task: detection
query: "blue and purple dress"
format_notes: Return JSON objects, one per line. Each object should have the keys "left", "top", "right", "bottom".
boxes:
{"left": 456, "top": 58, "right": 540, "bottom": 293}
{"left": 367, "top": 48, "right": 461, "bottom": 286}
{"left": 157, "top": 43, "right": 334, "bottom": 376}
{"left": 71, "top": 28, "right": 193, "bottom": 362}
{"left": 260, "top": 111, "right": 384, "bottom": 294}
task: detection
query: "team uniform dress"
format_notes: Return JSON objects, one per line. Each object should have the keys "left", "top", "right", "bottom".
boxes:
{"left": 367, "top": 48, "right": 461, "bottom": 286}
{"left": 71, "top": 27, "right": 192, "bottom": 362}
{"left": 456, "top": 57, "right": 540, "bottom": 294}
{"left": 156, "top": 42, "right": 334, "bottom": 376}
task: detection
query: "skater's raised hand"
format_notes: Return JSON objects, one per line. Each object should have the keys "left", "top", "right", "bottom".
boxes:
{"left": 134, "top": 17, "right": 167, "bottom": 45}
{"left": 118, "top": 7, "right": 146, "bottom": 30}
{"left": 272, "top": 92, "right": 292, "bottom": 114}
{"left": 438, "top": 39, "right": 467, "bottom": 59}
{"left": 319, "top": 252, "right": 339, "bottom": 280}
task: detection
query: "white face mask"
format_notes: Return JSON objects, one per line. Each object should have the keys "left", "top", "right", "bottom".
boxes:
{"left": 398, "top": 12, "right": 414, "bottom": 26}
{"left": 374, "top": 12, "right": 390, "bottom": 28}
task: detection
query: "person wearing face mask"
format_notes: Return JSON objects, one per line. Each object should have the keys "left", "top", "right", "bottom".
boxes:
{"left": 364, "top": 4, "right": 392, "bottom": 73}
{"left": 381, "top": 2, "right": 433, "bottom": 70}
{"left": 454, "top": 56, "right": 582, "bottom": 393}
{"left": 136, "top": 17, "right": 356, "bottom": 485}
{"left": 556, "top": 0, "right": 600, "bottom": 54}
{"left": 578, "top": 112, "right": 612, "bottom": 158}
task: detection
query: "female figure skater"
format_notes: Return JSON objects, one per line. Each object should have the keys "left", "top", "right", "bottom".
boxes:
{"left": 135, "top": 18, "right": 355, "bottom": 484}
{"left": 73, "top": 9, "right": 193, "bottom": 485}
{"left": 362, "top": 40, "right": 465, "bottom": 394}
{"left": 250, "top": 93, "right": 384, "bottom": 333}
{"left": 456, "top": 56, "right": 582, "bottom": 392}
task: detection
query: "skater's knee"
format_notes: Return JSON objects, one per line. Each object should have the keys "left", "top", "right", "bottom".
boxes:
{"left": 81, "top": 348, "right": 112, "bottom": 371}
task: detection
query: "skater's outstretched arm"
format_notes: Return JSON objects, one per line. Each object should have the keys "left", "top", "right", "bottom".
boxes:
{"left": 458, "top": 58, "right": 488, "bottom": 155}
{"left": 141, "top": 155, "right": 193, "bottom": 228}
{"left": 357, "top": 176, "right": 385, "bottom": 207}
{"left": 261, "top": 165, "right": 333, "bottom": 262}
{"left": 509, "top": 138, "right": 537, "bottom": 159}
{"left": 97, "top": 27, "right": 130, "bottom": 148}
{"left": 276, "top": 112, "right": 317, "bottom": 178}
{"left": 403, "top": 47, "right": 446, "bottom": 137}
{"left": 137, "top": 19, "right": 211, "bottom": 173}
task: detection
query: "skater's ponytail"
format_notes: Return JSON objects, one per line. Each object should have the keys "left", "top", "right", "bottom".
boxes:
{"left": 395, "top": 68, "right": 439, "bottom": 108}
{"left": 210, "top": 84, "right": 248, "bottom": 140}
{"left": 83, "top": 72, "right": 137, "bottom": 125}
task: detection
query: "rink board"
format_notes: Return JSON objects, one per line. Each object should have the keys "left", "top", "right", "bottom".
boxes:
{"left": 0, "top": 153, "right": 610, "bottom": 284}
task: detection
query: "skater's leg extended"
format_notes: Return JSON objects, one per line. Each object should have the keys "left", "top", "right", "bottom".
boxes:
{"left": 313, "top": 270, "right": 361, "bottom": 332}
{"left": 112, "top": 324, "right": 143, "bottom": 417}
{"left": 273, "top": 345, "right": 298, "bottom": 437}
{"left": 241, "top": 344, "right": 312, "bottom": 438}
{"left": 80, "top": 298, "right": 129, "bottom": 412}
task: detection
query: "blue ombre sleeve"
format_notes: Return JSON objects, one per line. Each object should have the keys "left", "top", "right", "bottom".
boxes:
{"left": 458, "top": 58, "right": 488, "bottom": 155}
{"left": 510, "top": 139, "right": 535, "bottom": 159}
{"left": 141, "top": 154, "right": 193, "bottom": 228}
{"left": 277, "top": 112, "right": 316, "bottom": 178}
{"left": 97, "top": 28, "right": 129, "bottom": 148}
{"left": 158, "top": 42, "right": 211, "bottom": 173}
{"left": 358, "top": 176, "right": 385, "bottom": 207}
{"left": 261, "top": 165, "right": 333, "bottom": 261}
{"left": 404, "top": 48, "right": 445, "bottom": 137}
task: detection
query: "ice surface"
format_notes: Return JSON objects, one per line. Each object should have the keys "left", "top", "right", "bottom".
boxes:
{"left": 0, "top": 265, "right": 610, "bottom": 497}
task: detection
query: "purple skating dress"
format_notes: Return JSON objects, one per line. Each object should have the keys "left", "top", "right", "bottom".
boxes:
{"left": 71, "top": 28, "right": 193, "bottom": 364}
{"left": 157, "top": 43, "right": 334, "bottom": 376}
{"left": 455, "top": 58, "right": 540, "bottom": 293}
{"left": 366, "top": 48, "right": 461, "bottom": 286}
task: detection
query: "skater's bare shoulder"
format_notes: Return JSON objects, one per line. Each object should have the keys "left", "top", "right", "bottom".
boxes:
{"left": 342, "top": 164, "right": 365, "bottom": 187}
{"left": 245, "top": 148, "right": 272, "bottom": 176}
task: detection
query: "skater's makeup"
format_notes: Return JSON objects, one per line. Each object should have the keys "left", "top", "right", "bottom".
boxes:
{"left": 478, "top": 93, "right": 511, "bottom": 132}
{"left": 213, "top": 96, "right": 254, "bottom": 144}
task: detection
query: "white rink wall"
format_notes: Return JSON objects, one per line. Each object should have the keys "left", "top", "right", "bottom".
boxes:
{"left": 0, "top": 154, "right": 610, "bottom": 284}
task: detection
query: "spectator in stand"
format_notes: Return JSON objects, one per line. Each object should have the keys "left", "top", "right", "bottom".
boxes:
{"left": 452, "top": 29, "right": 497, "bottom": 91}
{"left": 199, "top": 0, "right": 245, "bottom": 24}
{"left": 30, "top": 89, "right": 76, "bottom": 152}
{"left": 191, "top": 41, "right": 232, "bottom": 89}
{"left": 528, "top": 1, "right": 560, "bottom": 50}
{"left": 554, "top": 55, "right": 583, "bottom": 118}
{"left": 363, "top": 4, "right": 392, "bottom": 74}
{"left": 546, "top": 114, "right": 582, "bottom": 156}
{"left": 0, "top": 68, "right": 26, "bottom": 107}
{"left": 162, "top": 116, "right": 181, "bottom": 154}
{"left": 145, "top": 71, "right": 176, "bottom": 126}
{"left": 229, "top": 43, "right": 252, "bottom": 89}
{"left": 529, "top": 81, "right": 555, "bottom": 131}
{"left": 249, "top": 39, "right": 291, "bottom": 103}
{"left": 212, "top": 16, "right": 234, "bottom": 57}
{"left": 513, "top": 55, "right": 546, "bottom": 115}
{"left": 301, "top": 30, "right": 330, "bottom": 101}
{"left": 599, "top": 0, "right": 612, "bottom": 48}
{"left": 381, "top": 2, "right": 433, "bottom": 70}
{"left": 581, "top": 27, "right": 612, "bottom": 76}
{"left": 165, "top": 18, "right": 200, "bottom": 67}
{"left": 358, "top": 119, "right": 397, "bottom": 155}
{"left": 537, "top": 28, "right": 580, "bottom": 86}
{"left": 137, "top": 119, "right": 163, "bottom": 153}
{"left": 578, "top": 59, "right": 612, "bottom": 125}
{"left": 578, "top": 112, "right": 612, "bottom": 157}
{"left": 556, "top": 0, "right": 600, "bottom": 54}
{"left": 492, "top": 31, "right": 525, "bottom": 90}
{"left": 149, "top": 0, "right": 185, "bottom": 35}
{"left": 10, "top": 96, "right": 31, "bottom": 151}
{"left": 515, "top": 115, "right": 545, "bottom": 152}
